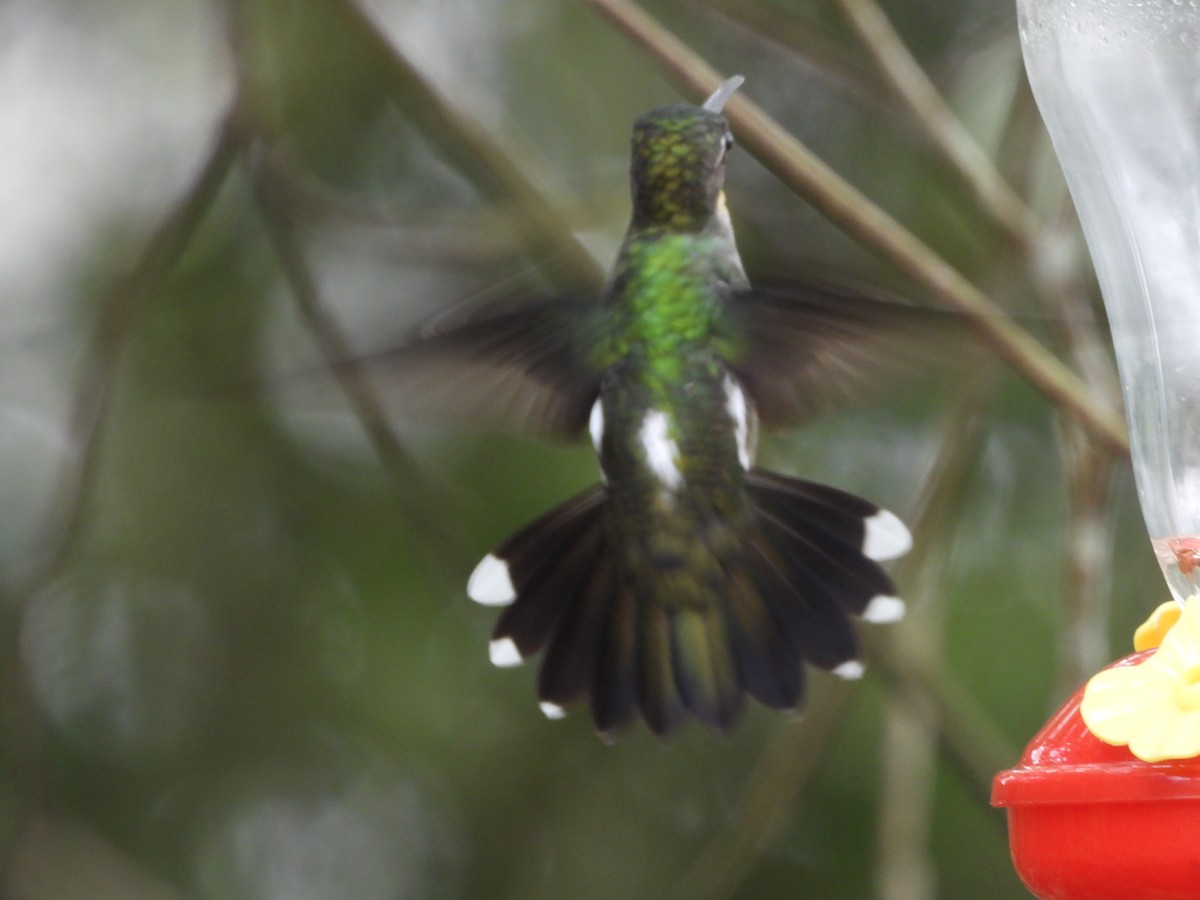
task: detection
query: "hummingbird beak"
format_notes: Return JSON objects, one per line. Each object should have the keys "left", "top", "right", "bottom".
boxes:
{"left": 701, "top": 75, "right": 745, "bottom": 113}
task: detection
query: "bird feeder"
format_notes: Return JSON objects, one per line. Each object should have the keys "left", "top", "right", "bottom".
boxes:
{"left": 992, "top": 1, "right": 1200, "bottom": 896}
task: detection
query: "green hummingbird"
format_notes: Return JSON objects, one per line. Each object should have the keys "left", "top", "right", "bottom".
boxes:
{"left": 389, "top": 76, "right": 921, "bottom": 738}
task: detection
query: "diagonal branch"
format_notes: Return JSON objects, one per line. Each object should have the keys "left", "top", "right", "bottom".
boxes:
{"left": 832, "top": 0, "right": 1039, "bottom": 248}
{"left": 228, "top": 0, "right": 456, "bottom": 544}
{"left": 584, "top": 0, "right": 1128, "bottom": 458}
{"left": 23, "top": 110, "right": 243, "bottom": 590}
{"left": 326, "top": 0, "right": 607, "bottom": 295}
{"left": 707, "top": 0, "right": 886, "bottom": 103}
{"left": 6, "top": 103, "right": 241, "bottom": 829}
{"left": 249, "top": 153, "right": 456, "bottom": 542}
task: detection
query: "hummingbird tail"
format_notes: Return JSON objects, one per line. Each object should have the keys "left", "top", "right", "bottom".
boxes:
{"left": 652, "top": 469, "right": 911, "bottom": 735}
{"left": 741, "top": 468, "right": 911, "bottom": 674}
{"left": 468, "top": 472, "right": 910, "bottom": 739}
{"left": 468, "top": 485, "right": 640, "bottom": 733}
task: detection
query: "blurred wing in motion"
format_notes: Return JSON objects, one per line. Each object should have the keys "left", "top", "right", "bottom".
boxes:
{"left": 352, "top": 297, "right": 602, "bottom": 441}
{"left": 723, "top": 277, "right": 969, "bottom": 427}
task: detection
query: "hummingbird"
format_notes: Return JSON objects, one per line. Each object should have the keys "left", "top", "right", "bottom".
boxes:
{"left": 388, "top": 76, "right": 920, "bottom": 738}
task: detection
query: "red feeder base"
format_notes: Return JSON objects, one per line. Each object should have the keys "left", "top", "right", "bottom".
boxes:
{"left": 993, "top": 651, "right": 1200, "bottom": 899}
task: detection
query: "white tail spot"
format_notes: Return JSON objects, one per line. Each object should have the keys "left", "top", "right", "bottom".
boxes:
{"left": 832, "top": 660, "right": 865, "bottom": 680}
{"left": 863, "top": 594, "right": 905, "bottom": 624}
{"left": 863, "top": 510, "right": 912, "bottom": 561}
{"left": 468, "top": 554, "right": 516, "bottom": 606}
{"left": 489, "top": 637, "right": 523, "bottom": 668}
{"left": 540, "top": 701, "right": 567, "bottom": 720}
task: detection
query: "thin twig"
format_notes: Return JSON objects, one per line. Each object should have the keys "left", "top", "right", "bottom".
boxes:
{"left": 866, "top": 627, "right": 1019, "bottom": 797}
{"left": 326, "top": 0, "right": 607, "bottom": 295}
{"left": 667, "top": 682, "right": 852, "bottom": 900}
{"left": 228, "top": 2, "right": 456, "bottom": 544}
{"left": 22, "top": 111, "right": 242, "bottom": 591}
{"left": 1056, "top": 421, "right": 1119, "bottom": 697}
{"left": 832, "top": 0, "right": 1038, "bottom": 247}
{"left": 250, "top": 161, "right": 448, "bottom": 517}
{"left": 877, "top": 697, "right": 939, "bottom": 900}
{"left": 867, "top": 383, "right": 1018, "bottom": 804}
{"left": 246, "top": 158, "right": 534, "bottom": 265}
{"left": 250, "top": 160, "right": 461, "bottom": 546}
{"left": 1041, "top": 200, "right": 1123, "bottom": 698}
{"left": 998, "top": 65, "right": 1125, "bottom": 694}
{"left": 876, "top": 380, "right": 991, "bottom": 900}
{"left": 4, "top": 102, "right": 240, "bottom": 834}
{"left": 706, "top": 0, "right": 887, "bottom": 103}
{"left": 584, "top": 0, "right": 1129, "bottom": 458}
{"left": 865, "top": 381, "right": 1017, "bottom": 807}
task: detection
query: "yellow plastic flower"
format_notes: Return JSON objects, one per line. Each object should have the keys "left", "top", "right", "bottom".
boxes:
{"left": 1081, "top": 598, "right": 1200, "bottom": 762}
{"left": 1134, "top": 601, "right": 1182, "bottom": 651}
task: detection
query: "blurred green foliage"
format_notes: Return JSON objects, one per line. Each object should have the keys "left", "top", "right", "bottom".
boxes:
{"left": 0, "top": 0, "right": 1162, "bottom": 897}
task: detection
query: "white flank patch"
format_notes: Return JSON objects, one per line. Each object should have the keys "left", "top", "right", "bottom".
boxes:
{"left": 588, "top": 398, "right": 605, "bottom": 451}
{"left": 489, "top": 637, "right": 523, "bottom": 668}
{"left": 539, "top": 701, "right": 567, "bottom": 720}
{"left": 863, "top": 510, "right": 912, "bottom": 561}
{"left": 639, "top": 409, "right": 683, "bottom": 491}
{"left": 467, "top": 553, "right": 516, "bottom": 606}
{"left": 723, "top": 375, "right": 751, "bottom": 469}
{"left": 862, "top": 594, "right": 906, "bottom": 624}
{"left": 832, "top": 660, "right": 865, "bottom": 680}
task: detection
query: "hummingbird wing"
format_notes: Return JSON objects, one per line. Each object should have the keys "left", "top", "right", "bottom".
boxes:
{"left": 351, "top": 298, "right": 601, "bottom": 441}
{"left": 723, "top": 277, "right": 964, "bottom": 427}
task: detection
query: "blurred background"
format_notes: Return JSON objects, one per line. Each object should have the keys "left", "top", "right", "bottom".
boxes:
{"left": 0, "top": 0, "right": 1163, "bottom": 897}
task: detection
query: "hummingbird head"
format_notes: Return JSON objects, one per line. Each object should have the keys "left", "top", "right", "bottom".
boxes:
{"left": 629, "top": 76, "right": 743, "bottom": 233}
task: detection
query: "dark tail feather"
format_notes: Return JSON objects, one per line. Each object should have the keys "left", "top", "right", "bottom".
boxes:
{"left": 745, "top": 533, "right": 863, "bottom": 674}
{"left": 740, "top": 468, "right": 910, "bottom": 676}
{"left": 755, "top": 505, "right": 896, "bottom": 622}
{"left": 670, "top": 605, "right": 744, "bottom": 731}
{"left": 747, "top": 470, "right": 911, "bottom": 563}
{"left": 724, "top": 565, "right": 805, "bottom": 712}
{"left": 489, "top": 521, "right": 601, "bottom": 665}
{"left": 590, "top": 580, "right": 638, "bottom": 737}
{"left": 637, "top": 605, "right": 688, "bottom": 736}
{"left": 536, "top": 554, "right": 614, "bottom": 714}
{"left": 747, "top": 470, "right": 909, "bottom": 622}
{"left": 468, "top": 486, "right": 604, "bottom": 667}
{"left": 467, "top": 485, "right": 639, "bottom": 737}
{"left": 468, "top": 469, "right": 909, "bottom": 739}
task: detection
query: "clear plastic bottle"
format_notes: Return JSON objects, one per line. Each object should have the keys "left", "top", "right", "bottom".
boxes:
{"left": 1019, "top": 0, "right": 1200, "bottom": 602}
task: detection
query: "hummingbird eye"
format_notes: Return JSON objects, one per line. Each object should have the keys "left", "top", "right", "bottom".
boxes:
{"left": 722, "top": 131, "right": 735, "bottom": 155}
